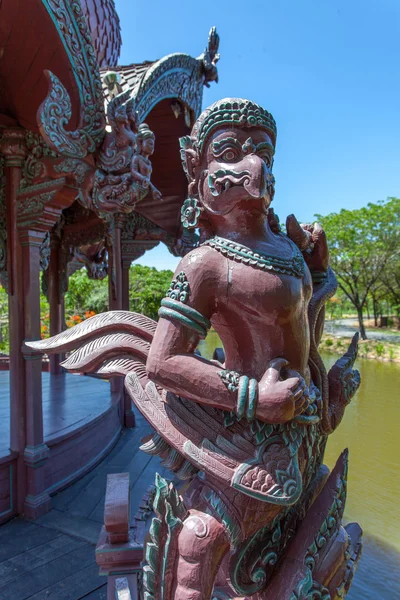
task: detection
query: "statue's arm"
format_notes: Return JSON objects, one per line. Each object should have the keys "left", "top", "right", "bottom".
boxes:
{"left": 146, "top": 249, "right": 236, "bottom": 411}
{"left": 147, "top": 248, "right": 309, "bottom": 423}
{"left": 130, "top": 155, "right": 148, "bottom": 184}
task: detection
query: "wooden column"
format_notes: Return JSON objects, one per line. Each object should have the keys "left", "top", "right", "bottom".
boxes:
{"left": 20, "top": 229, "right": 51, "bottom": 518}
{"left": 0, "top": 129, "right": 27, "bottom": 513}
{"left": 121, "top": 257, "right": 131, "bottom": 312}
{"left": 48, "top": 232, "right": 63, "bottom": 374}
{"left": 16, "top": 178, "right": 68, "bottom": 519}
{"left": 120, "top": 239, "right": 159, "bottom": 429}
{"left": 107, "top": 215, "right": 129, "bottom": 426}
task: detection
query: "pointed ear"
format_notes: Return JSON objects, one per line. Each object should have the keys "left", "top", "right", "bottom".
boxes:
{"left": 179, "top": 136, "right": 200, "bottom": 185}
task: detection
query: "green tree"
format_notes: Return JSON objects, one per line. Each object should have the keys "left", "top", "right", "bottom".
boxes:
{"left": 380, "top": 255, "right": 400, "bottom": 327}
{"left": 64, "top": 268, "right": 108, "bottom": 315}
{"left": 316, "top": 198, "right": 400, "bottom": 339}
{"left": 129, "top": 264, "right": 173, "bottom": 320}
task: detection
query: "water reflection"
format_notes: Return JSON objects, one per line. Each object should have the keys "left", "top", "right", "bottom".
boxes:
{"left": 198, "top": 330, "right": 400, "bottom": 598}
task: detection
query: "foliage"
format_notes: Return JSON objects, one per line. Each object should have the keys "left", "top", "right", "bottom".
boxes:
{"left": 0, "top": 264, "right": 175, "bottom": 351}
{"left": 316, "top": 198, "right": 400, "bottom": 339}
{"left": 63, "top": 265, "right": 174, "bottom": 321}
{"left": 129, "top": 264, "right": 173, "bottom": 320}
{"left": 64, "top": 268, "right": 108, "bottom": 315}
{"left": 321, "top": 334, "right": 400, "bottom": 363}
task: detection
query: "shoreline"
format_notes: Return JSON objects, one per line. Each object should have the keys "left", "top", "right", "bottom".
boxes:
{"left": 320, "top": 333, "right": 400, "bottom": 364}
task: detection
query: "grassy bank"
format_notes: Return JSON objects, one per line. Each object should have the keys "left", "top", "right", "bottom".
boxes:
{"left": 321, "top": 334, "right": 400, "bottom": 363}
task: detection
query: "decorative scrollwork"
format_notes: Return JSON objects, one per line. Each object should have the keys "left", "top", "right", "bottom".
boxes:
{"left": 135, "top": 54, "right": 205, "bottom": 124}
{"left": 40, "top": 232, "right": 51, "bottom": 272}
{"left": 21, "top": 131, "right": 57, "bottom": 189}
{"left": 38, "top": 0, "right": 105, "bottom": 157}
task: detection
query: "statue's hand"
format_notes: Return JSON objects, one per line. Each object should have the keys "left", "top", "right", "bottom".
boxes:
{"left": 152, "top": 187, "right": 162, "bottom": 201}
{"left": 257, "top": 358, "right": 310, "bottom": 424}
{"left": 286, "top": 214, "right": 329, "bottom": 272}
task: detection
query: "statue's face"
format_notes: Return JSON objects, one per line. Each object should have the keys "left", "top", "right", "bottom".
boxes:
{"left": 141, "top": 136, "right": 155, "bottom": 155}
{"left": 199, "top": 127, "right": 274, "bottom": 217}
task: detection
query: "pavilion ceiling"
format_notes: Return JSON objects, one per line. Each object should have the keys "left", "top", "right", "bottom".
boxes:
{"left": 0, "top": 0, "right": 81, "bottom": 132}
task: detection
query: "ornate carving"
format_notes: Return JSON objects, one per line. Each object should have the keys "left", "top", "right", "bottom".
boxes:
{"left": 57, "top": 204, "right": 107, "bottom": 296}
{"left": 26, "top": 98, "right": 362, "bottom": 599}
{"left": 181, "top": 197, "right": 202, "bottom": 229}
{"left": 38, "top": 0, "right": 105, "bottom": 157}
{"left": 143, "top": 474, "right": 188, "bottom": 599}
{"left": 70, "top": 245, "right": 108, "bottom": 280}
{"left": 0, "top": 129, "right": 27, "bottom": 167}
{"left": 203, "top": 235, "right": 305, "bottom": 277}
{"left": 21, "top": 131, "right": 57, "bottom": 188}
{"left": 40, "top": 232, "right": 51, "bottom": 272}
{"left": 135, "top": 54, "right": 205, "bottom": 124}
{"left": 53, "top": 158, "right": 88, "bottom": 184}
{"left": 198, "top": 26, "right": 220, "bottom": 87}
{"left": 166, "top": 272, "right": 190, "bottom": 303}
{"left": 17, "top": 182, "right": 61, "bottom": 229}
{"left": 291, "top": 569, "right": 331, "bottom": 600}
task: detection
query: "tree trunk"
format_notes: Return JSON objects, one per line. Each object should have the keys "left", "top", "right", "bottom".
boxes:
{"left": 357, "top": 306, "right": 367, "bottom": 340}
{"left": 372, "top": 297, "right": 378, "bottom": 327}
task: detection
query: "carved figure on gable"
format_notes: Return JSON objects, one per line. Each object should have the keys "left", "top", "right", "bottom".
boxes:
{"left": 32, "top": 90, "right": 161, "bottom": 215}
{"left": 27, "top": 98, "right": 362, "bottom": 599}
{"left": 130, "top": 123, "right": 162, "bottom": 201}
{"left": 200, "top": 26, "right": 220, "bottom": 87}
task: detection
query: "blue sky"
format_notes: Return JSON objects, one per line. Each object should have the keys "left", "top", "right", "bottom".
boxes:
{"left": 115, "top": 0, "right": 400, "bottom": 271}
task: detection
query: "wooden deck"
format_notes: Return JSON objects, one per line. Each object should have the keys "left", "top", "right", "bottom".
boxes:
{"left": 0, "top": 372, "right": 113, "bottom": 457}
{"left": 0, "top": 371, "right": 123, "bottom": 522}
{"left": 0, "top": 405, "right": 164, "bottom": 599}
{"left": 0, "top": 400, "right": 399, "bottom": 598}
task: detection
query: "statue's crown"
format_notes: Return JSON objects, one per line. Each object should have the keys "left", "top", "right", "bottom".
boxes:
{"left": 193, "top": 98, "right": 277, "bottom": 153}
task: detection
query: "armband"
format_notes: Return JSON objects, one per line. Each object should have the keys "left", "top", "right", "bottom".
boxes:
{"left": 158, "top": 271, "right": 211, "bottom": 338}
{"left": 158, "top": 298, "right": 211, "bottom": 338}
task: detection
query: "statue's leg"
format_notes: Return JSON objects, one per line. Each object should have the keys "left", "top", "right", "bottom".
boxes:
{"left": 174, "top": 509, "right": 231, "bottom": 600}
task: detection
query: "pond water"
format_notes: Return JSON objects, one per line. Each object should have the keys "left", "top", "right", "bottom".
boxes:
{"left": 198, "top": 331, "right": 400, "bottom": 599}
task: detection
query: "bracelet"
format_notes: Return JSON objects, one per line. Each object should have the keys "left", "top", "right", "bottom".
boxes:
{"left": 311, "top": 270, "right": 328, "bottom": 285}
{"left": 237, "top": 376, "right": 249, "bottom": 420}
{"left": 247, "top": 378, "right": 258, "bottom": 421}
{"left": 219, "top": 370, "right": 259, "bottom": 422}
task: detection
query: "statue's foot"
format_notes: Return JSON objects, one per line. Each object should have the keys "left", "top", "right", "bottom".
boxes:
{"left": 174, "top": 510, "right": 230, "bottom": 600}
{"left": 253, "top": 451, "right": 362, "bottom": 600}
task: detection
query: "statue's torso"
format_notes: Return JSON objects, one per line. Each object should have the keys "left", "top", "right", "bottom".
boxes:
{"left": 206, "top": 238, "right": 313, "bottom": 381}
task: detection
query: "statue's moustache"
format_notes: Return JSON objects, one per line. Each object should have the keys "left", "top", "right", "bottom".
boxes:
{"left": 207, "top": 162, "right": 269, "bottom": 200}
{"left": 208, "top": 168, "right": 251, "bottom": 196}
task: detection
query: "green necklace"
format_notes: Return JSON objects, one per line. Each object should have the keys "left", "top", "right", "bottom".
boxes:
{"left": 202, "top": 235, "right": 305, "bottom": 278}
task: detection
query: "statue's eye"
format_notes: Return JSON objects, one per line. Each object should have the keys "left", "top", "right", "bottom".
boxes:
{"left": 221, "top": 149, "right": 238, "bottom": 162}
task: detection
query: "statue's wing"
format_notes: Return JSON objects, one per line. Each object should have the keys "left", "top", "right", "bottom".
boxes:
{"left": 125, "top": 373, "right": 306, "bottom": 509}
{"left": 327, "top": 333, "right": 360, "bottom": 431}
{"left": 25, "top": 311, "right": 156, "bottom": 386}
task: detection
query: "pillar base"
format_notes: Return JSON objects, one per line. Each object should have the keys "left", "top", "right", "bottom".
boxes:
{"left": 124, "top": 408, "right": 136, "bottom": 429}
{"left": 24, "top": 491, "right": 52, "bottom": 520}
{"left": 24, "top": 443, "right": 49, "bottom": 468}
